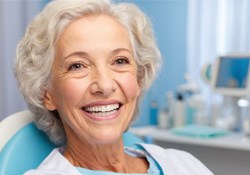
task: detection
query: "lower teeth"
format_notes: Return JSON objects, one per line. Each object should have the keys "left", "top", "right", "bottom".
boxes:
{"left": 89, "top": 110, "right": 117, "bottom": 117}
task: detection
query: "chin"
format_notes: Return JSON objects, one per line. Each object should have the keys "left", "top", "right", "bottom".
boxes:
{"left": 92, "top": 129, "right": 123, "bottom": 145}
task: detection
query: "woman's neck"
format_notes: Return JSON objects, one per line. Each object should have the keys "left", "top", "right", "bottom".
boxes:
{"left": 63, "top": 128, "right": 148, "bottom": 173}
{"left": 64, "top": 138, "right": 132, "bottom": 172}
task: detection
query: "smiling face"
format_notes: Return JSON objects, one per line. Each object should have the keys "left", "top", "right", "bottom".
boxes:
{"left": 43, "top": 15, "right": 140, "bottom": 145}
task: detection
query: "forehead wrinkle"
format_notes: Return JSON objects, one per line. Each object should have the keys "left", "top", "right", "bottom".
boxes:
{"left": 111, "top": 48, "right": 132, "bottom": 55}
{"left": 63, "top": 51, "right": 89, "bottom": 61}
{"left": 64, "top": 47, "right": 132, "bottom": 61}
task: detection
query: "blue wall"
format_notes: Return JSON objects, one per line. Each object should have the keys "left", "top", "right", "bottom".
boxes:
{"left": 132, "top": 0, "right": 188, "bottom": 125}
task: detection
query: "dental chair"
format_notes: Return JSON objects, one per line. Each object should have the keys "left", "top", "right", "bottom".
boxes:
{"left": 0, "top": 110, "right": 143, "bottom": 175}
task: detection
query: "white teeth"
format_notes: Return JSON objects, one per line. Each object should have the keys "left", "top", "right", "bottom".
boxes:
{"left": 92, "top": 110, "right": 117, "bottom": 117}
{"left": 83, "top": 104, "right": 120, "bottom": 118}
{"left": 84, "top": 104, "right": 119, "bottom": 113}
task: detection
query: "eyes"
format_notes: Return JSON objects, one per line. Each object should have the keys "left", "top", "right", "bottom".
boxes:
{"left": 113, "top": 57, "right": 130, "bottom": 65}
{"left": 67, "top": 57, "right": 131, "bottom": 71}
{"left": 68, "top": 62, "right": 86, "bottom": 71}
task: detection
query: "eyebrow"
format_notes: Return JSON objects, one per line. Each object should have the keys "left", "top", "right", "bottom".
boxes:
{"left": 63, "top": 48, "right": 132, "bottom": 61}
{"left": 111, "top": 48, "right": 132, "bottom": 55}
{"left": 63, "top": 51, "right": 88, "bottom": 61}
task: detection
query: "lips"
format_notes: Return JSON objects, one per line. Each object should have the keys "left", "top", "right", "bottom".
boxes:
{"left": 82, "top": 103, "right": 122, "bottom": 118}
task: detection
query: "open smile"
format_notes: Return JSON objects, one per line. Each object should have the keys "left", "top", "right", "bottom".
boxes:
{"left": 82, "top": 103, "right": 122, "bottom": 118}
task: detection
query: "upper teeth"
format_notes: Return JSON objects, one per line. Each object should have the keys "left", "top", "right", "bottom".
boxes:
{"left": 84, "top": 104, "right": 119, "bottom": 112}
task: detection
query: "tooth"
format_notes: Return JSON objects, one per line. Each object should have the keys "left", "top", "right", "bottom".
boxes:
{"left": 108, "top": 105, "right": 112, "bottom": 111}
{"left": 95, "top": 107, "right": 99, "bottom": 112}
{"left": 109, "top": 105, "right": 113, "bottom": 110}
{"left": 102, "top": 106, "right": 106, "bottom": 112}
{"left": 84, "top": 104, "right": 119, "bottom": 113}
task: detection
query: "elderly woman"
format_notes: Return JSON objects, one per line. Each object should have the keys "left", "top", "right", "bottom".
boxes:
{"left": 15, "top": 0, "right": 213, "bottom": 174}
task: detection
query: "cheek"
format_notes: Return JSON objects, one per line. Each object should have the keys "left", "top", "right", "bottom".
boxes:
{"left": 116, "top": 73, "right": 140, "bottom": 100}
{"left": 53, "top": 79, "right": 88, "bottom": 106}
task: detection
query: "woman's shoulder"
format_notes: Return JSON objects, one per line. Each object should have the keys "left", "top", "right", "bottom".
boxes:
{"left": 137, "top": 143, "right": 214, "bottom": 175}
{"left": 136, "top": 143, "right": 197, "bottom": 162}
{"left": 23, "top": 148, "right": 81, "bottom": 175}
{"left": 139, "top": 143, "right": 194, "bottom": 157}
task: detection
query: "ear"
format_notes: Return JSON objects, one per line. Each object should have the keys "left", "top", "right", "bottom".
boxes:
{"left": 43, "top": 90, "right": 57, "bottom": 111}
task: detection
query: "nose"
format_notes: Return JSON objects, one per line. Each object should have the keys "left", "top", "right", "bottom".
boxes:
{"left": 90, "top": 67, "right": 116, "bottom": 97}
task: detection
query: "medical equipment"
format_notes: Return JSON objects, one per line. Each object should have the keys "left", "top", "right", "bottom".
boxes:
{"left": 211, "top": 55, "right": 250, "bottom": 97}
{"left": 203, "top": 55, "right": 250, "bottom": 132}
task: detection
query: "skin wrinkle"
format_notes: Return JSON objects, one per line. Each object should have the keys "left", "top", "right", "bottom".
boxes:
{"left": 64, "top": 125, "right": 147, "bottom": 172}
{"left": 44, "top": 14, "right": 148, "bottom": 173}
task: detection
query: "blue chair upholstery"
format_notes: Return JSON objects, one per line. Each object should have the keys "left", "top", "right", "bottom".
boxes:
{"left": 123, "top": 131, "right": 144, "bottom": 146}
{"left": 0, "top": 113, "right": 143, "bottom": 175}
{"left": 0, "top": 123, "right": 55, "bottom": 175}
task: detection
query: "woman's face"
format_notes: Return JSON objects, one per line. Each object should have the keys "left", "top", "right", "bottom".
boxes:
{"left": 44, "top": 15, "right": 140, "bottom": 145}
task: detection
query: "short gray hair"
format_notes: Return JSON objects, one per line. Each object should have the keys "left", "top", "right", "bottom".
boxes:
{"left": 15, "top": 0, "right": 161, "bottom": 145}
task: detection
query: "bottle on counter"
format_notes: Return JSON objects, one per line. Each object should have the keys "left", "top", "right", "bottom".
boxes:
{"left": 157, "top": 108, "right": 168, "bottom": 129}
{"left": 149, "top": 100, "right": 158, "bottom": 125}
{"left": 173, "top": 92, "right": 185, "bottom": 127}
{"left": 166, "top": 91, "right": 175, "bottom": 128}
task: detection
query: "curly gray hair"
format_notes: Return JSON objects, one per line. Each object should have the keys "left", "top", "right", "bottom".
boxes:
{"left": 15, "top": 0, "right": 161, "bottom": 145}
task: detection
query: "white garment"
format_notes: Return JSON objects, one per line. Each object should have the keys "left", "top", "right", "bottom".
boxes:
{"left": 24, "top": 143, "right": 214, "bottom": 175}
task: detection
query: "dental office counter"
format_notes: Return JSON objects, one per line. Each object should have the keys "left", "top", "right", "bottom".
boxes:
{"left": 130, "top": 126, "right": 250, "bottom": 175}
